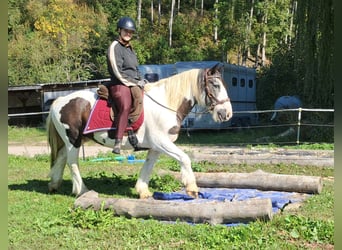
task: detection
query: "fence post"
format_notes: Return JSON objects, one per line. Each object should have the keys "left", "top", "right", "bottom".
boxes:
{"left": 82, "top": 144, "right": 85, "bottom": 160}
{"left": 296, "top": 108, "right": 302, "bottom": 144}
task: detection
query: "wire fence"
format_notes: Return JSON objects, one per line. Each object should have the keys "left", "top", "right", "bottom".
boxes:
{"left": 8, "top": 108, "right": 334, "bottom": 145}
{"left": 236, "top": 108, "right": 334, "bottom": 144}
{"left": 182, "top": 108, "right": 334, "bottom": 145}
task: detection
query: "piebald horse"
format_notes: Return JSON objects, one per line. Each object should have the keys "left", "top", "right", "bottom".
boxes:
{"left": 47, "top": 63, "right": 233, "bottom": 198}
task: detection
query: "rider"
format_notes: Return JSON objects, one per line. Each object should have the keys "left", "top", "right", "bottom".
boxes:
{"left": 107, "top": 16, "right": 147, "bottom": 154}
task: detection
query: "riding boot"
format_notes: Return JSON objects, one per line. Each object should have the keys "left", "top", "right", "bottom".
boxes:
{"left": 112, "top": 139, "right": 122, "bottom": 154}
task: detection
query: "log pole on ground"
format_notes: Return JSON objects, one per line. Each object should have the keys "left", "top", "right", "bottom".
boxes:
{"left": 74, "top": 190, "right": 273, "bottom": 225}
{"left": 166, "top": 170, "right": 323, "bottom": 194}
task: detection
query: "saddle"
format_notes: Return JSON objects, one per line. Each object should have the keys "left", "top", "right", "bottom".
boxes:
{"left": 97, "top": 84, "right": 143, "bottom": 124}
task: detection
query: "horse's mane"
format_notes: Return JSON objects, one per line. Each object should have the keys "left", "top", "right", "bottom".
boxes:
{"left": 144, "top": 69, "right": 202, "bottom": 109}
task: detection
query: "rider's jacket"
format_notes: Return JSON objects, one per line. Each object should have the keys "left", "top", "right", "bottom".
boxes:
{"left": 107, "top": 39, "right": 141, "bottom": 87}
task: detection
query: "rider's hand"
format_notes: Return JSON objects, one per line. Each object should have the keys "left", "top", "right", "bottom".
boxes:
{"left": 137, "top": 79, "right": 148, "bottom": 89}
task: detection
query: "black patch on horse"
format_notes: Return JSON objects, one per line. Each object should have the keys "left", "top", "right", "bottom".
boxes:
{"left": 169, "top": 98, "right": 193, "bottom": 135}
{"left": 60, "top": 97, "right": 91, "bottom": 148}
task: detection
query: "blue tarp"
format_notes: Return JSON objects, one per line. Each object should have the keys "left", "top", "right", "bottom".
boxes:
{"left": 153, "top": 188, "right": 306, "bottom": 216}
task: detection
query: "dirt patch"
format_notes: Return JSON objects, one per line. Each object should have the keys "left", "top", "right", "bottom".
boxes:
{"left": 8, "top": 143, "right": 333, "bottom": 167}
{"left": 183, "top": 146, "right": 334, "bottom": 167}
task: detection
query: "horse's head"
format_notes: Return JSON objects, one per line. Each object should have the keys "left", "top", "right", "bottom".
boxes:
{"left": 201, "top": 63, "right": 233, "bottom": 122}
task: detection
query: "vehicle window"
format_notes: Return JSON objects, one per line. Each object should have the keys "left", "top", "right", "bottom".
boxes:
{"left": 248, "top": 79, "right": 253, "bottom": 88}
{"left": 240, "top": 78, "right": 245, "bottom": 87}
{"left": 232, "top": 77, "right": 237, "bottom": 87}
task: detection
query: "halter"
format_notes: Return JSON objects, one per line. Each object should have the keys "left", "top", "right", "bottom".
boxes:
{"left": 203, "top": 69, "right": 230, "bottom": 111}
{"left": 144, "top": 69, "right": 231, "bottom": 114}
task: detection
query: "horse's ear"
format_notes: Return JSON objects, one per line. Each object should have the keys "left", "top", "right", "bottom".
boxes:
{"left": 208, "top": 63, "right": 223, "bottom": 76}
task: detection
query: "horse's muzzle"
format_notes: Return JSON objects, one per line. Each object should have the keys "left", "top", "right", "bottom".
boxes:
{"left": 217, "top": 108, "right": 232, "bottom": 122}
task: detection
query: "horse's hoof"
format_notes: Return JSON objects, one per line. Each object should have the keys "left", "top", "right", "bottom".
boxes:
{"left": 186, "top": 183, "right": 199, "bottom": 198}
{"left": 48, "top": 183, "right": 58, "bottom": 194}
{"left": 139, "top": 191, "right": 153, "bottom": 199}
{"left": 186, "top": 190, "right": 198, "bottom": 199}
{"left": 48, "top": 188, "right": 58, "bottom": 194}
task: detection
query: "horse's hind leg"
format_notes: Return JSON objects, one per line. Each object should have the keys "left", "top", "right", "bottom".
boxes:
{"left": 48, "top": 146, "right": 67, "bottom": 193}
{"left": 66, "top": 147, "right": 89, "bottom": 197}
{"left": 135, "top": 149, "right": 161, "bottom": 199}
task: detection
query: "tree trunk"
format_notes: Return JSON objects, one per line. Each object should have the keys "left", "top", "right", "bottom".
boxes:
{"left": 169, "top": 0, "right": 175, "bottom": 47}
{"left": 245, "top": 0, "right": 254, "bottom": 64}
{"left": 151, "top": 0, "right": 154, "bottom": 24}
{"left": 201, "top": 0, "right": 204, "bottom": 16}
{"left": 214, "top": 0, "right": 218, "bottom": 44}
{"left": 262, "top": 12, "right": 267, "bottom": 66}
{"left": 158, "top": 0, "right": 161, "bottom": 26}
{"left": 75, "top": 190, "right": 273, "bottom": 224}
{"left": 137, "top": 0, "right": 142, "bottom": 28}
{"left": 287, "top": 0, "right": 297, "bottom": 46}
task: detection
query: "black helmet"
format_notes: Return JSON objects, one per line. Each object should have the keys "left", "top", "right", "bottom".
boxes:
{"left": 117, "top": 17, "right": 136, "bottom": 32}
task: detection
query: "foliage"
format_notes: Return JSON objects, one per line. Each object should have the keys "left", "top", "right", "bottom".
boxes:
{"left": 8, "top": 0, "right": 334, "bottom": 113}
{"left": 293, "top": 0, "right": 334, "bottom": 108}
{"left": 281, "top": 215, "right": 334, "bottom": 243}
{"left": 8, "top": 0, "right": 108, "bottom": 84}
{"left": 256, "top": 45, "right": 297, "bottom": 110}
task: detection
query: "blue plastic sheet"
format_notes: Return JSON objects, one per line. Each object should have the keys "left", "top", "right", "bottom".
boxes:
{"left": 153, "top": 188, "right": 307, "bottom": 215}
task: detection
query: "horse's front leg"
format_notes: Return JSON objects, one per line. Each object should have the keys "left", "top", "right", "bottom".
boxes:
{"left": 158, "top": 143, "right": 199, "bottom": 198}
{"left": 178, "top": 151, "right": 199, "bottom": 198}
{"left": 135, "top": 149, "right": 161, "bottom": 199}
{"left": 67, "top": 147, "right": 89, "bottom": 197}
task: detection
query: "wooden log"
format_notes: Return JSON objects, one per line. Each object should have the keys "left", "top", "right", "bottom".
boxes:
{"left": 168, "top": 170, "right": 322, "bottom": 194}
{"left": 74, "top": 190, "right": 273, "bottom": 225}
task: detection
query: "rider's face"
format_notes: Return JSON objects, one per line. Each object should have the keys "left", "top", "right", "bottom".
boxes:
{"left": 120, "top": 29, "right": 134, "bottom": 42}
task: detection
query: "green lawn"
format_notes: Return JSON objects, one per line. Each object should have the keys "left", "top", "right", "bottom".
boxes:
{"left": 8, "top": 152, "right": 334, "bottom": 249}
{"left": 8, "top": 126, "right": 334, "bottom": 249}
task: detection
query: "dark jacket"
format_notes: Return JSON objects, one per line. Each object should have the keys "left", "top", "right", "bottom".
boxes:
{"left": 107, "top": 39, "right": 141, "bottom": 87}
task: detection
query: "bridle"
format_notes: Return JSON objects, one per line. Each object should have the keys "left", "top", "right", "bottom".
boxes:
{"left": 144, "top": 69, "right": 231, "bottom": 114}
{"left": 203, "top": 69, "right": 231, "bottom": 111}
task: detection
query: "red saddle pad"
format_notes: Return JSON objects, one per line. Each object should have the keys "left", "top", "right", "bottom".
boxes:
{"left": 83, "top": 98, "right": 144, "bottom": 134}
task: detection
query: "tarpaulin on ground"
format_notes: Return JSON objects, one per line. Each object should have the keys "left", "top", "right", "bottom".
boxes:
{"left": 153, "top": 188, "right": 307, "bottom": 214}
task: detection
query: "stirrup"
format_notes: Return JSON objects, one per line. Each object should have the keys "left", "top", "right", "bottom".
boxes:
{"left": 112, "top": 140, "right": 122, "bottom": 154}
{"left": 112, "top": 147, "right": 120, "bottom": 154}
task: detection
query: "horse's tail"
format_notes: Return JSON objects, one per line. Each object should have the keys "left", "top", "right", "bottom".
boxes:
{"left": 46, "top": 113, "right": 65, "bottom": 169}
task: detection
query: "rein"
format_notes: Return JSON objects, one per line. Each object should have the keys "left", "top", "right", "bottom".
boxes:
{"left": 144, "top": 92, "right": 180, "bottom": 113}
{"left": 145, "top": 90, "right": 211, "bottom": 115}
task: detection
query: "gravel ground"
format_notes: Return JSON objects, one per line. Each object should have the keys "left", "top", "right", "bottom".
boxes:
{"left": 8, "top": 143, "right": 334, "bottom": 167}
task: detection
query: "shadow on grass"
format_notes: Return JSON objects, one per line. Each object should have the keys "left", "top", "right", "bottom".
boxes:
{"left": 8, "top": 175, "right": 139, "bottom": 198}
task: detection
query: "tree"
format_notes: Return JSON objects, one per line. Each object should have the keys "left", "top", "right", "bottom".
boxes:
{"left": 8, "top": 0, "right": 108, "bottom": 84}
{"left": 7, "top": 0, "right": 334, "bottom": 115}
{"left": 293, "top": 0, "right": 333, "bottom": 107}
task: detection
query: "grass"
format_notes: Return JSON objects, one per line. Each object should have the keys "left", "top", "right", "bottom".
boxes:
{"left": 8, "top": 157, "right": 334, "bottom": 249}
{"left": 8, "top": 126, "right": 334, "bottom": 249}
{"left": 8, "top": 126, "right": 47, "bottom": 145}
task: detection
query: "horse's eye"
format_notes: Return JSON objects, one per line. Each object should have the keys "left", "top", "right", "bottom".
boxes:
{"left": 212, "top": 83, "right": 220, "bottom": 89}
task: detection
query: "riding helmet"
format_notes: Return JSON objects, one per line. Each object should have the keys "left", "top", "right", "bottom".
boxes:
{"left": 117, "top": 17, "right": 136, "bottom": 32}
